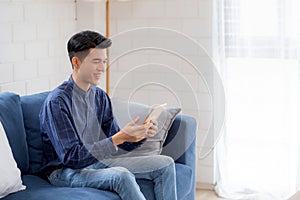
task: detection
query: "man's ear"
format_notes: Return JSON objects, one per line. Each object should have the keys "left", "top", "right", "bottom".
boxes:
{"left": 71, "top": 57, "right": 81, "bottom": 70}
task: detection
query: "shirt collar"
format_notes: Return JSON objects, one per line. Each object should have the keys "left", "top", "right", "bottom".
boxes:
{"left": 69, "top": 75, "right": 96, "bottom": 97}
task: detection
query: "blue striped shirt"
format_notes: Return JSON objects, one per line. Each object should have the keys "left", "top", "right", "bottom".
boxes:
{"left": 39, "top": 76, "right": 141, "bottom": 175}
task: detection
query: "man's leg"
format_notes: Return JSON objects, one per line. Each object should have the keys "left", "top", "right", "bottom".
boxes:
{"left": 98, "top": 155, "right": 177, "bottom": 200}
{"left": 48, "top": 166, "right": 146, "bottom": 200}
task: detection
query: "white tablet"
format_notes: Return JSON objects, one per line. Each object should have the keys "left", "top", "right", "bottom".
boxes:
{"left": 143, "top": 103, "right": 167, "bottom": 124}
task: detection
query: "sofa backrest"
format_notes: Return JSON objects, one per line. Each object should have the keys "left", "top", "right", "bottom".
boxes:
{"left": 20, "top": 92, "right": 50, "bottom": 174}
{"left": 0, "top": 92, "right": 29, "bottom": 174}
{"left": 1, "top": 91, "right": 196, "bottom": 178}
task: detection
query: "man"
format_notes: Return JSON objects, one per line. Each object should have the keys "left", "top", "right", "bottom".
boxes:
{"left": 39, "top": 30, "right": 177, "bottom": 200}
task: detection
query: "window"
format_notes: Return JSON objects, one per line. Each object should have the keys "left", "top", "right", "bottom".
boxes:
{"left": 215, "top": 0, "right": 300, "bottom": 198}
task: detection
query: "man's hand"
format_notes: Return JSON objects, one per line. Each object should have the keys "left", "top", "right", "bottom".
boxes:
{"left": 112, "top": 117, "right": 150, "bottom": 146}
{"left": 121, "top": 117, "right": 149, "bottom": 137}
{"left": 146, "top": 119, "right": 158, "bottom": 138}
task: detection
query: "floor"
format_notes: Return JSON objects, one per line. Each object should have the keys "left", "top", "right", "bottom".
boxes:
{"left": 196, "top": 189, "right": 227, "bottom": 200}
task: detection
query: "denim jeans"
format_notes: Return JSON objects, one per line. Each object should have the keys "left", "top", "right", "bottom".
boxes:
{"left": 48, "top": 155, "right": 177, "bottom": 200}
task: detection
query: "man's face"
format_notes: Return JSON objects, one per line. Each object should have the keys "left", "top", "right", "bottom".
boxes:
{"left": 77, "top": 48, "right": 107, "bottom": 86}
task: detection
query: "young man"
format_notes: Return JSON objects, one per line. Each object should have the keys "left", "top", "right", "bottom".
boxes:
{"left": 39, "top": 30, "right": 177, "bottom": 200}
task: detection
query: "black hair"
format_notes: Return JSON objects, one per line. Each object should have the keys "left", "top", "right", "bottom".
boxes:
{"left": 67, "top": 30, "right": 112, "bottom": 68}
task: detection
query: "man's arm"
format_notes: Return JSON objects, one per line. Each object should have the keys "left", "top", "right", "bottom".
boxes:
{"left": 101, "top": 113, "right": 149, "bottom": 151}
{"left": 100, "top": 93, "right": 159, "bottom": 151}
{"left": 40, "top": 97, "right": 117, "bottom": 169}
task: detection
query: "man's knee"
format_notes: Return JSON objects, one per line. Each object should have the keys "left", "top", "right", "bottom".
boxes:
{"left": 155, "top": 155, "right": 175, "bottom": 167}
{"left": 112, "top": 167, "right": 135, "bottom": 182}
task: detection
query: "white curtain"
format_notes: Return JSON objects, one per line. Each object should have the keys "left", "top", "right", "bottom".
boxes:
{"left": 213, "top": 0, "right": 300, "bottom": 199}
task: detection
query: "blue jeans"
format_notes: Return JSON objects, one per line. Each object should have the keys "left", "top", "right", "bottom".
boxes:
{"left": 48, "top": 155, "right": 177, "bottom": 200}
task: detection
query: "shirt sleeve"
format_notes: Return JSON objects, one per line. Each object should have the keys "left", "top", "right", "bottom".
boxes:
{"left": 41, "top": 97, "right": 117, "bottom": 169}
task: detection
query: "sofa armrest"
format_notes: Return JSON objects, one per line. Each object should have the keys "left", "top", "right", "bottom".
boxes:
{"left": 162, "top": 114, "right": 197, "bottom": 200}
{"left": 162, "top": 115, "right": 197, "bottom": 165}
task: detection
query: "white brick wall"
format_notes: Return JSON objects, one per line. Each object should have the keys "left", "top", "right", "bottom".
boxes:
{"left": 14, "top": 61, "right": 38, "bottom": 81}
{"left": 38, "top": 58, "right": 60, "bottom": 77}
{"left": 165, "top": 1, "right": 198, "bottom": 18}
{"left": 24, "top": 3, "right": 48, "bottom": 22}
{"left": 37, "top": 22, "right": 60, "bottom": 40}
{"left": 0, "top": 81, "right": 26, "bottom": 95}
{"left": 26, "top": 77, "right": 50, "bottom": 94}
{"left": 0, "top": 0, "right": 77, "bottom": 94}
{"left": 132, "top": 1, "right": 164, "bottom": 18}
{"left": 25, "top": 41, "right": 49, "bottom": 60}
{"left": 0, "top": 43, "right": 24, "bottom": 63}
{"left": 0, "top": 24, "right": 12, "bottom": 43}
{"left": 0, "top": 0, "right": 215, "bottom": 189}
{"left": 110, "top": 0, "right": 215, "bottom": 188}
{"left": 13, "top": 23, "right": 37, "bottom": 42}
{"left": 0, "top": 63, "right": 14, "bottom": 84}
{"left": 0, "top": 3, "right": 23, "bottom": 23}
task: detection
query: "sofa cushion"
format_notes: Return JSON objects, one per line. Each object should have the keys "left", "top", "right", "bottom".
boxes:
{"left": 111, "top": 98, "right": 181, "bottom": 156}
{"left": 2, "top": 175, "right": 121, "bottom": 200}
{"left": 0, "top": 122, "right": 26, "bottom": 198}
{"left": 20, "top": 92, "right": 50, "bottom": 174}
{"left": 0, "top": 92, "right": 29, "bottom": 173}
{"left": 3, "top": 162, "right": 192, "bottom": 200}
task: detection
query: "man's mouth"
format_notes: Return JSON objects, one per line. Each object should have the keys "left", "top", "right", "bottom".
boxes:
{"left": 94, "top": 73, "right": 103, "bottom": 79}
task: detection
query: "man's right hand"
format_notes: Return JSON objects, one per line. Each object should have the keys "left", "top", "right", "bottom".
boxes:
{"left": 112, "top": 117, "right": 150, "bottom": 146}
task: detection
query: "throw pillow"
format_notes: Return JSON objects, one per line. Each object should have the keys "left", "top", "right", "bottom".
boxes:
{"left": 111, "top": 98, "right": 181, "bottom": 157}
{"left": 0, "top": 122, "right": 26, "bottom": 198}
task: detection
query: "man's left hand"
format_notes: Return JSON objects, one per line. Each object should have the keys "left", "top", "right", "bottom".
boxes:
{"left": 147, "top": 119, "right": 158, "bottom": 137}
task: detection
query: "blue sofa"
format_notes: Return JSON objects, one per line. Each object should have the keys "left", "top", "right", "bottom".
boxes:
{"left": 0, "top": 91, "right": 197, "bottom": 200}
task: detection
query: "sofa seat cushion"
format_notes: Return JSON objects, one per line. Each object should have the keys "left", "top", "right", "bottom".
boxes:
{"left": 2, "top": 163, "right": 192, "bottom": 200}
{"left": 2, "top": 175, "right": 121, "bottom": 200}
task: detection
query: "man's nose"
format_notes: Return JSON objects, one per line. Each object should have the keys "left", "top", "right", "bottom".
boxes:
{"left": 97, "top": 62, "right": 106, "bottom": 72}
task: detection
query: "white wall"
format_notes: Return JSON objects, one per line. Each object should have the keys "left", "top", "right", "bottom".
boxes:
{"left": 109, "top": 0, "right": 215, "bottom": 188}
{"left": 0, "top": 0, "right": 77, "bottom": 95}
{"left": 0, "top": 0, "right": 215, "bottom": 189}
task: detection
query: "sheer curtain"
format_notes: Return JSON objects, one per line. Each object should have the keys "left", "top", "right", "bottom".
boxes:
{"left": 213, "top": 0, "right": 300, "bottom": 199}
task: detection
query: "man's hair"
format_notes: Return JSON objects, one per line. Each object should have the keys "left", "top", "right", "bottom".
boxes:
{"left": 67, "top": 30, "right": 112, "bottom": 68}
